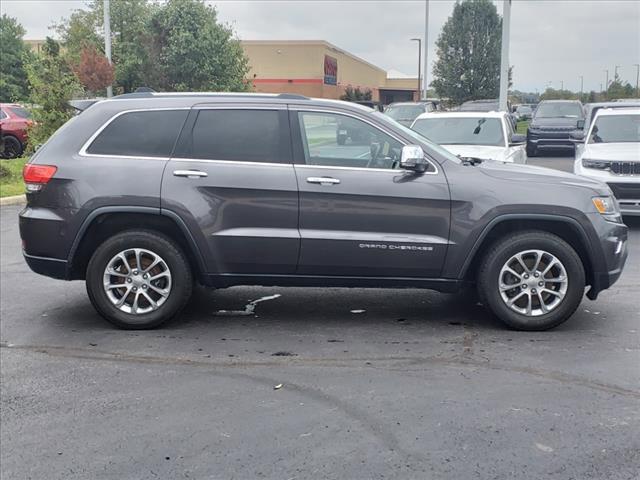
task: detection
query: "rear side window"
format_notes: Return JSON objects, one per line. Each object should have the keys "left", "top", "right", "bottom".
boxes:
{"left": 176, "top": 109, "right": 285, "bottom": 163}
{"left": 86, "top": 110, "right": 187, "bottom": 157}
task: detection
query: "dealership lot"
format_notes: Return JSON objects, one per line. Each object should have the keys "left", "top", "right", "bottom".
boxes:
{"left": 1, "top": 155, "right": 638, "bottom": 479}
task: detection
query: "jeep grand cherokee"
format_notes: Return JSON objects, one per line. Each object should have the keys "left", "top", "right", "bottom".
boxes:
{"left": 20, "top": 92, "right": 628, "bottom": 330}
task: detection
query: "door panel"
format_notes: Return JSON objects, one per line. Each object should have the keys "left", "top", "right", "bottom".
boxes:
{"left": 161, "top": 107, "right": 299, "bottom": 275}
{"left": 292, "top": 110, "right": 451, "bottom": 278}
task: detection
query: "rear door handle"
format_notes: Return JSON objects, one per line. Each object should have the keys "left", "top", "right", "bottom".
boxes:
{"left": 173, "top": 169, "right": 208, "bottom": 178}
{"left": 306, "top": 176, "right": 340, "bottom": 185}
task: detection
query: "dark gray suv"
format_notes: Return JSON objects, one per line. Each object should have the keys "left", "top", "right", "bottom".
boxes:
{"left": 20, "top": 92, "right": 628, "bottom": 330}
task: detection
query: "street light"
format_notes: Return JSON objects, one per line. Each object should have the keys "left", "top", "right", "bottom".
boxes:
{"left": 410, "top": 38, "right": 422, "bottom": 100}
{"left": 634, "top": 64, "right": 640, "bottom": 97}
{"left": 104, "top": 0, "right": 112, "bottom": 97}
{"left": 614, "top": 65, "right": 621, "bottom": 81}
{"left": 579, "top": 75, "right": 583, "bottom": 97}
{"left": 423, "top": 0, "right": 430, "bottom": 100}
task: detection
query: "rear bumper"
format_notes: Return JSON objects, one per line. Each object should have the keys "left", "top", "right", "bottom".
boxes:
{"left": 23, "top": 252, "right": 69, "bottom": 280}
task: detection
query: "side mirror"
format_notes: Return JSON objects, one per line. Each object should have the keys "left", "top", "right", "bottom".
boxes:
{"left": 509, "top": 133, "right": 526, "bottom": 146}
{"left": 576, "top": 119, "right": 585, "bottom": 129}
{"left": 569, "top": 130, "right": 585, "bottom": 143}
{"left": 400, "top": 145, "right": 427, "bottom": 172}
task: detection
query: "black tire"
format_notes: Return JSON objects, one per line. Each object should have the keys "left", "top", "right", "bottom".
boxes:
{"left": 477, "top": 230, "right": 585, "bottom": 331}
{"left": 0, "top": 135, "right": 23, "bottom": 159}
{"left": 525, "top": 142, "right": 537, "bottom": 157}
{"left": 86, "top": 230, "right": 193, "bottom": 329}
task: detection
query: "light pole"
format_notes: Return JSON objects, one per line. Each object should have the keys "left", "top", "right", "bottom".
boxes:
{"left": 614, "top": 65, "right": 621, "bottom": 81}
{"left": 634, "top": 64, "right": 640, "bottom": 96}
{"left": 604, "top": 69, "right": 609, "bottom": 90}
{"left": 104, "top": 0, "right": 112, "bottom": 97}
{"left": 498, "top": 0, "right": 512, "bottom": 112}
{"left": 423, "top": 0, "right": 429, "bottom": 100}
{"left": 410, "top": 38, "right": 421, "bottom": 100}
{"left": 579, "top": 75, "right": 583, "bottom": 98}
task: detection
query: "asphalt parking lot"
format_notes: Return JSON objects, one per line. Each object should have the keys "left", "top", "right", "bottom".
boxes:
{"left": 1, "top": 154, "right": 638, "bottom": 479}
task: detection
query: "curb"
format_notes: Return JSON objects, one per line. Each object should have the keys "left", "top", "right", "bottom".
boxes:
{"left": 0, "top": 194, "right": 26, "bottom": 206}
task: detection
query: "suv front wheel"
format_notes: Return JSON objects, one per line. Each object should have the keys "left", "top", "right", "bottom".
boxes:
{"left": 477, "top": 231, "right": 585, "bottom": 331}
{"left": 86, "top": 230, "right": 193, "bottom": 329}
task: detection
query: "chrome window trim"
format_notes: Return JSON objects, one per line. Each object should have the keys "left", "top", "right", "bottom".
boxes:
{"left": 170, "top": 158, "right": 292, "bottom": 168}
{"left": 78, "top": 107, "right": 191, "bottom": 159}
{"left": 292, "top": 107, "right": 439, "bottom": 175}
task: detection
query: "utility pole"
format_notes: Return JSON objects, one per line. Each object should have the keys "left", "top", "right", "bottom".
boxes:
{"left": 423, "top": 0, "right": 429, "bottom": 100}
{"left": 411, "top": 38, "right": 421, "bottom": 100}
{"left": 634, "top": 64, "right": 640, "bottom": 97}
{"left": 614, "top": 65, "right": 621, "bottom": 81}
{"left": 604, "top": 69, "right": 609, "bottom": 89}
{"left": 498, "top": 0, "right": 511, "bottom": 112}
{"left": 560, "top": 80, "right": 564, "bottom": 91}
{"left": 104, "top": 0, "right": 113, "bottom": 98}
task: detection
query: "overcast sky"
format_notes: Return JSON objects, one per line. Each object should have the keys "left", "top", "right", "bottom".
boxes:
{"left": 2, "top": 0, "right": 639, "bottom": 92}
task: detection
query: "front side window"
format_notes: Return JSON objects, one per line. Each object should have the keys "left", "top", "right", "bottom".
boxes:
{"left": 298, "top": 111, "right": 403, "bottom": 169}
{"left": 411, "top": 117, "right": 505, "bottom": 147}
{"left": 0, "top": 109, "right": 7, "bottom": 120}
{"left": 589, "top": 114, "right": 640, "bottom": 144}
{"left": 86, "top": 110, "right": 187, "bottom": 157}
{"left": 176, "top": 109, "right": 283, "bottom": 163}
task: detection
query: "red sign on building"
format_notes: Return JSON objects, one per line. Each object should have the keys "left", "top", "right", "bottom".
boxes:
{"left": 324, "top": 55, "right": 337, "bottom": 85}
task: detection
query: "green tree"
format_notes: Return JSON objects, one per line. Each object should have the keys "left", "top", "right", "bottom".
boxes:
{"left": 431, "top": 0, "right": 503, "bottom": 105}
{"left": 606, "top": 75, "right": 635, "bottom": 100}
{"left": 24, "top": 38, "right": 81, "bottom": 150}
{"left": 148, "top": 0, "right": 249, "bottom": 91}
{"left": 0, "top": 14, "right": 31, "bottom": 102}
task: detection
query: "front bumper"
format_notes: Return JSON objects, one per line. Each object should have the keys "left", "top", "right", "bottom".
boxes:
{"left": 527, "top": 130, "right": 575, "bottom": 149}
{"left": 573, "top": 163, "right": 640, "bottom": 216}
{"left": 585, "top": 215, "right": 628, "bottom": 299}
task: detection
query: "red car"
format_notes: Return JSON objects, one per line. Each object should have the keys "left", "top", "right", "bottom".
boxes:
{"left": 0, "top": 103, "right": 32, "bottom": 159}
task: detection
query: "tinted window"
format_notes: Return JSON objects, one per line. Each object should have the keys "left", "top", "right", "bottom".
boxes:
{"left": 412, "top": 117, "right": 505, "bottom": 146}
{"left": 0, "top": 110, "right": 7, "bottom": 120}
{"left": 298, "top": 111, "right": 403, "bottom": 169}
{"left": 177, "top": 109, "right": 283, "bottom": 163}
{"left": 87, "top": 110, "right": 187, "bottom": 157}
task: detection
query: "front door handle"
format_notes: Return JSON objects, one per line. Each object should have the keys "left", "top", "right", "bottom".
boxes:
{"left": 173, "top": 169, "right": 208, "bottom": 178}
{"left": 306, "top": 176, "right": 340, "bottom": 185}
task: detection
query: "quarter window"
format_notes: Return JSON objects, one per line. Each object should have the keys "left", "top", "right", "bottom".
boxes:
{"left": 176, "top": 109, "right": 284, "bottom": 163}
{"left": 298, "top": 111, "right": 403, "bottom": 169}
{"left": 86, "top": 110, "right": 187, "bottom": 157}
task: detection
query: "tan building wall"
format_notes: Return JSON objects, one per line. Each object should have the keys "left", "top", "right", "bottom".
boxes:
{"left": 242, "top": 40, "right": 391, "bottom": 101}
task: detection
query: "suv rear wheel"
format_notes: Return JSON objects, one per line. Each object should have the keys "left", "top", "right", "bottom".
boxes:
{"left": 86, "top": 230, "right": 193, "bottom": 329}
{"left": 477, "top": 231, "right": 585, "bottom": 330}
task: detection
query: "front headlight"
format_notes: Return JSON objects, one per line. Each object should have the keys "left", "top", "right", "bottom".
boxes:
{"left": 583, "top": 158, "right": 611, "bottom": 170}
{"left": 592, "top": 196, "right": 622, "bottom": 223}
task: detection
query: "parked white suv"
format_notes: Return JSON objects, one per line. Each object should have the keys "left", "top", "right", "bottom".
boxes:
{"left": 573, "top": 108, "right": 640, "bottom": 216}
{"left": 411, "top": 112, "right": 526, "bottom": 163}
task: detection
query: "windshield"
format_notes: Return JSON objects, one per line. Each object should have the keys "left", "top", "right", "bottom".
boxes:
{"left": 535, "top": 102, "right": 583, "bottom": 118}
{"left": 8, "top": 106, "right": 31, "bottom": 119}
{"left": 384, "top": 105, "right": 425, "bottom": 121}
{"left": 516, "top": 106, "right": 532, "bottom": 114}
{"left": 459, "top": 102, "right": 498, "bottom": 112}
{"left": 371, "top": 111, "right": 462, "bottom": 163}
{"left": 589, "top": 114, "right": 640, "bottom": 143}
{"left": 411, "top": 117, "right": 505, "bottom": 147}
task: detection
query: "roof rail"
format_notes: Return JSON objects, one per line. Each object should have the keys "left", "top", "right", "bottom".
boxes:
{"left": 277, "top": 93, "right": 309, "bottom": 100}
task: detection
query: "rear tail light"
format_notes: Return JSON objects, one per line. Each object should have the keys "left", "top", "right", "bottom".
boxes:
{"left": 23, "top": 164, "right": 57, "bottom": 192}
